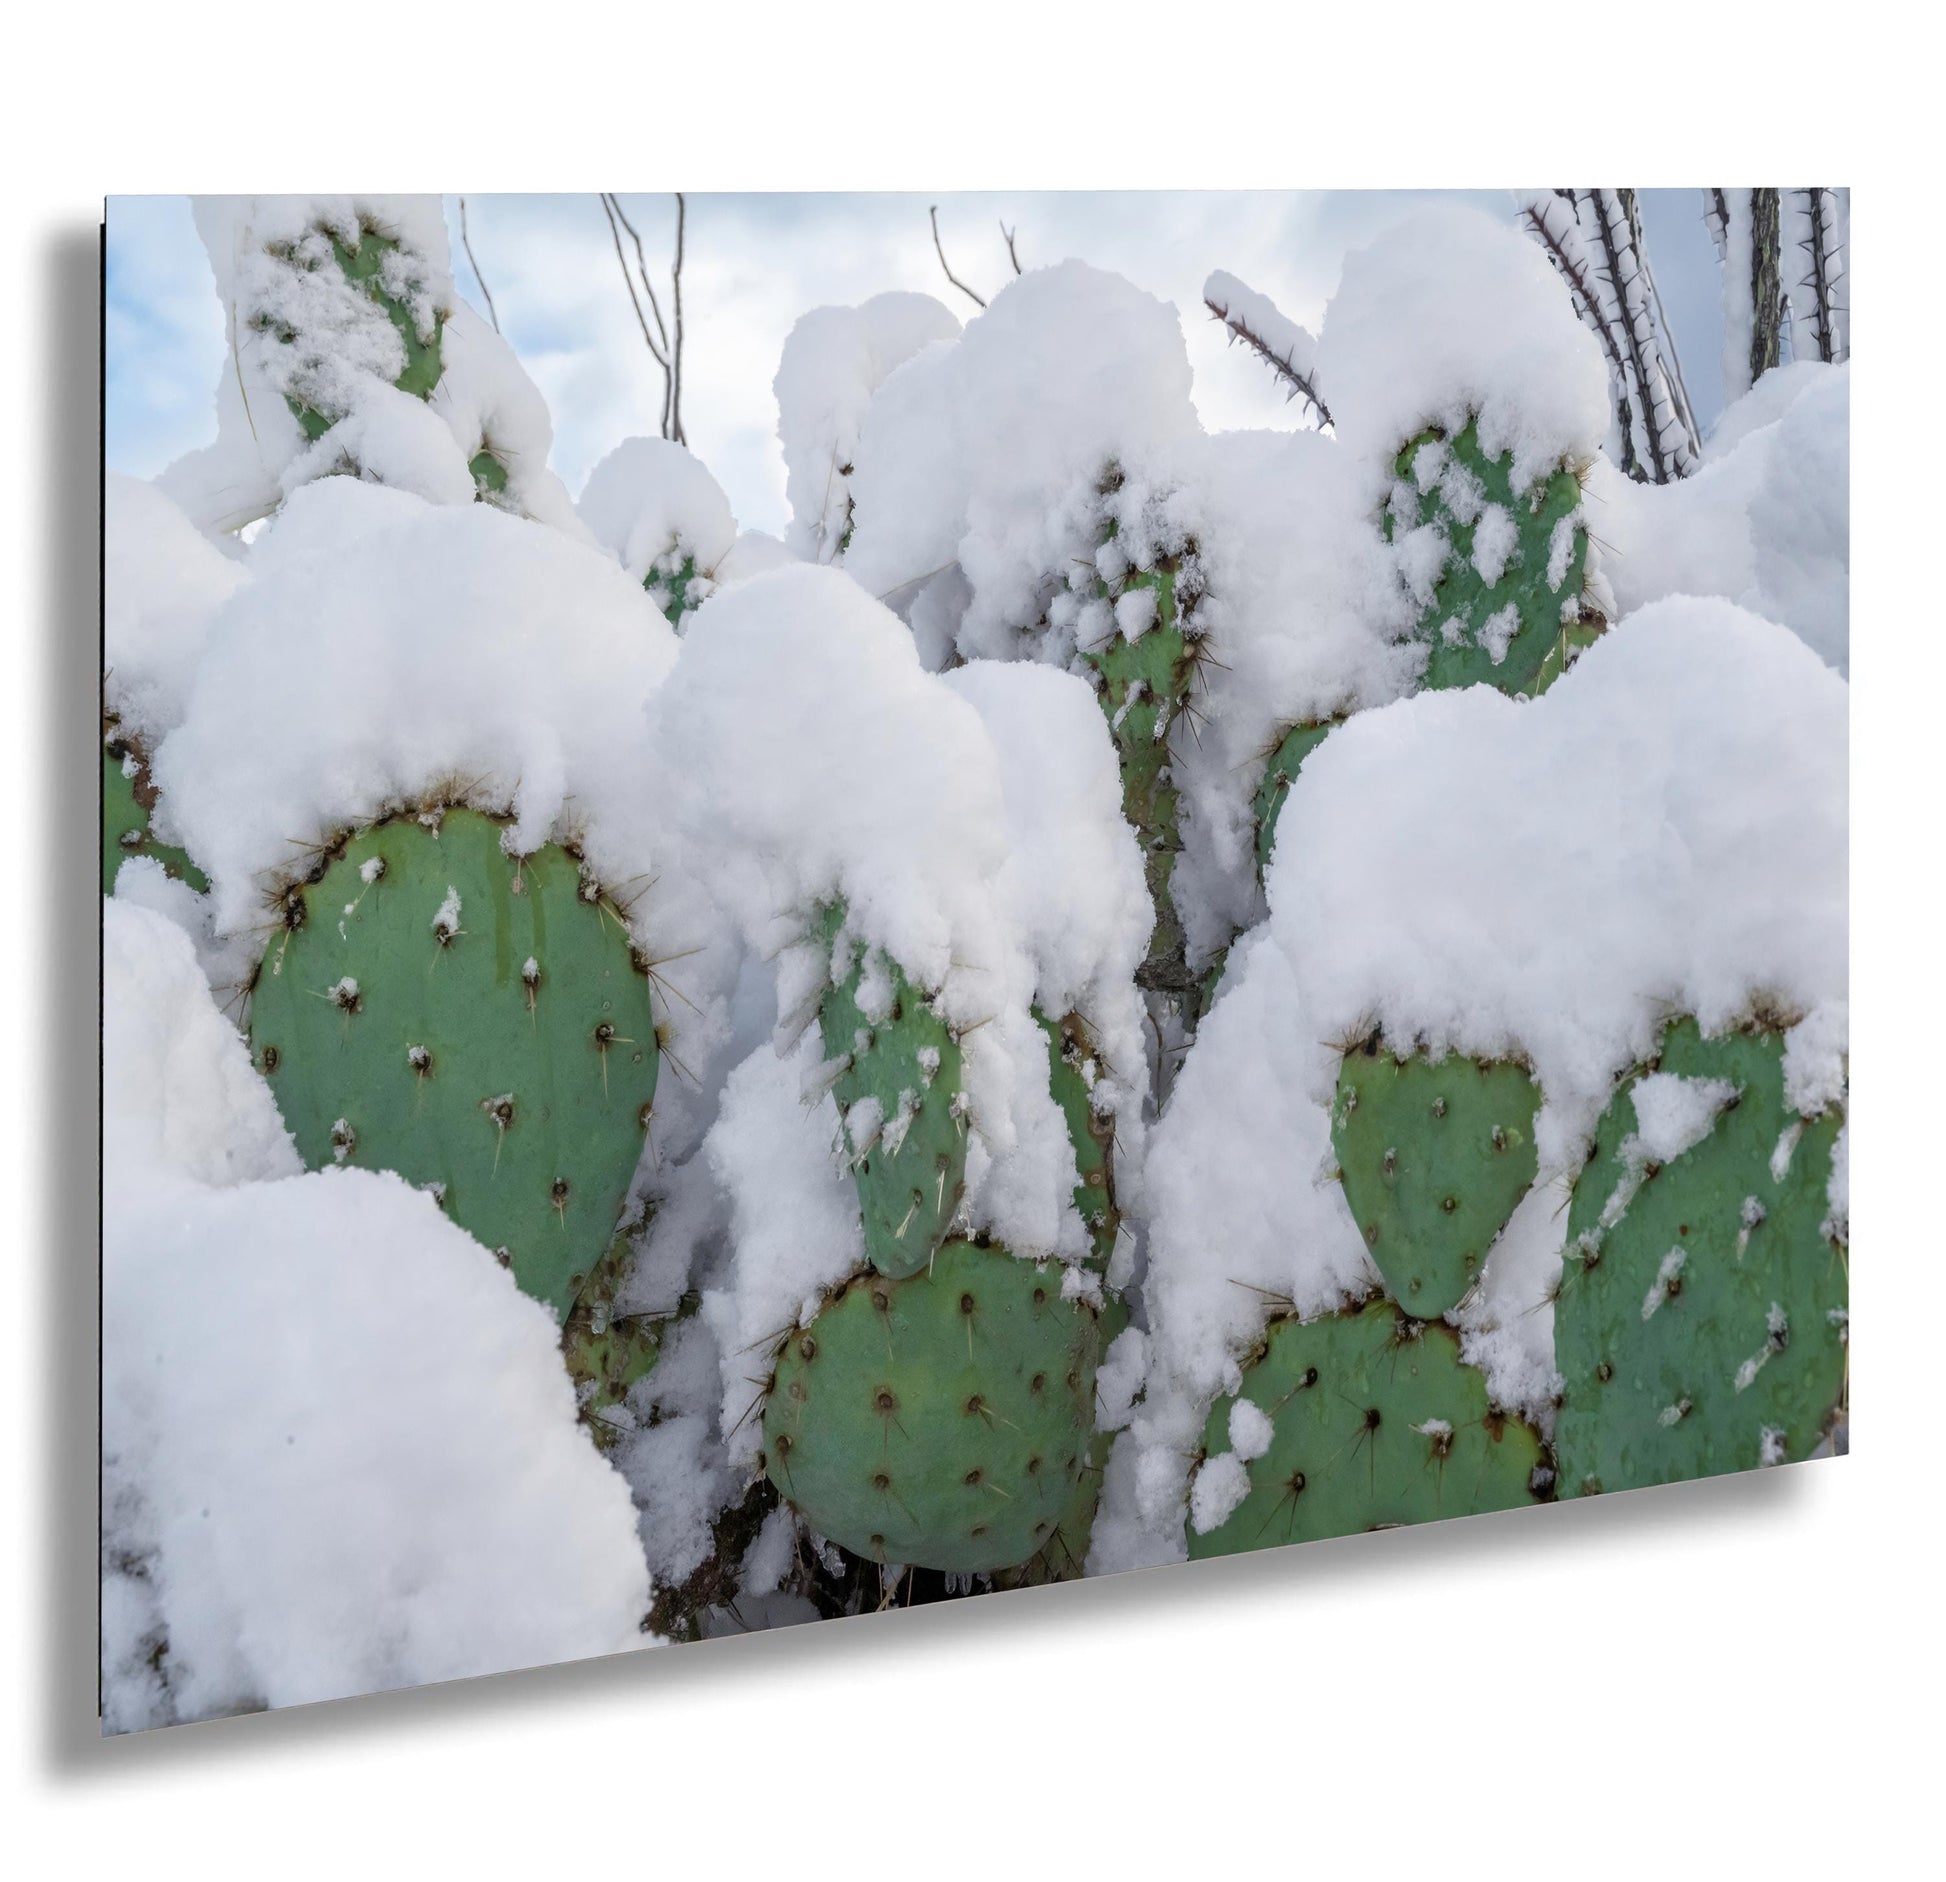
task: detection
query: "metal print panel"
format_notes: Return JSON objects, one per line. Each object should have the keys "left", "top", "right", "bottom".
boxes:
{"left": 100, "top": 189, "right": 1848, "bottom": 1732}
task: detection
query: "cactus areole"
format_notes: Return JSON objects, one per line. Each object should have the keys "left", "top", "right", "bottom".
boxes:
{"left": 247, "top": 807, "right": 660, "bottom": 1321}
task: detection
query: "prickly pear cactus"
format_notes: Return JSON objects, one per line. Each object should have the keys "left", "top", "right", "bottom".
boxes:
{"left": 816, "top": 903, "right": 967, "bottom": 1280}
{"left": 262, "top": 216, "right": 506, "bottom": 501}
{"left": 102, "top": 718, "right": 206, "bottom": 896}
{"left": 1385, "top": 419, "right": 1599, "bottom": 698}
{"left": 1251, "top": 717, "right": 1338, "bottom": 882}
{"left": 1188, "top": 1299, "right": 1549, "bottom": 1558}
{"left": 760, "top": 1240, "right": 1101, "bottom": 1575}
{"left": 645, "top": 546, "right": 708, "bottom": 630}
{"left": 1553, "top": 1020, "right": 1847, "bottom": 1496}
{"left": 1041, "top": 1010, "right": 1120, "bottom": 1272}
{"left": 1082, "top": 561, "right": 1197, "bottom": 1007}
{"left": 1332, "top": 1039, "right": 1541, "bottom": 1318}
{"left": 247, "top": 807, "right": 659, "bottom": 1320}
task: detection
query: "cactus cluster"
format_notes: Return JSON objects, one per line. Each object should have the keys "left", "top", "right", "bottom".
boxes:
{"left": 246, "top": 806, "right": 660, "bottom": 1322}
{"left": 1192, "top": 1039, "right": 1548, "bottom": 1555}
{"left": 1553, "top": 1020, "right": 1847, "bottom": 1495}
{"left": 753, "top": 903, "right": 1119, "bottom": 1575}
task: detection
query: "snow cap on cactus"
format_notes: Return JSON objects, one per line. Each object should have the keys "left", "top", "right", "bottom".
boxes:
{"left": 104, "top": 473, "right": 249, "bottom": 746}
{"left": 1139, "top": 596, "right": 1846, "bottom": 1426}
{"left": 156, "top": 480, "right": 681, "bottom": 939}
{"left": 646, "top": 564, "right": 1149, "bottom": 1267}
{"left": 841, "top": 261, "right": 1202, "bottom": 659}
{"left": 774, "top": 291, "right": 961, "bottom": 562}
{"left": 1318, "top": 204, "right": 1610, "bottom": 500}
{"left": 578, "top": 436, "right": 739, "bottom": 619}
{"left": 101, "top": 900, "right": 651, "bottom": 1731}
{"left": 160, "top": 195, "right": 584, "bottom": 535}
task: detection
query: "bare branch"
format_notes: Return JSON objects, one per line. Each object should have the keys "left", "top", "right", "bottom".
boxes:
{"left": 595, "top": 193, "right": 673, "bottom": 441}
{"left": 672, "top": 192, "right": 687, "bottom": 445}
{"left": 604, "top": 193, "right": 676, "bottom": 437}
{"left": 930, "top": 204, "right": 987, "bottom": 308}
{"left": 1001, "top": 220, "right": 1022, "bottom": 276}
{"left": 458, "top": 196, "right": 501, "bottom": 335}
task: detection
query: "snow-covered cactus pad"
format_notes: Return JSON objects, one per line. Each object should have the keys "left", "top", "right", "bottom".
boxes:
{"left": 817, "top": 901, "right": 967, "bottom": 1279}
{"left": 1332, "top": 1040, "right": 1541, "bottom": 1318}
{"left": 1385, "top": 420, "right": 1598, "bottom": 697}
{"left": 248, "top": 808, "right": 659, "bottom": 1321}
{"left": 1553, "top": 1020, "right": 1847, "bottom": 1495}
{"left": 1042, "top": 1010, "right": 1119, "bottom": 1271}
{"left": 760, "top": 1240, "right": 1101, "bottom": 1574}
{"left": 561, "top": 1227, "right": 670, "bottom": 1442}
{"left": 1082, "top": 557, "right": 1198, "bottom": 1002}
{"left": 1187, "top": 1300, "right": 1548, "bottom": 1557}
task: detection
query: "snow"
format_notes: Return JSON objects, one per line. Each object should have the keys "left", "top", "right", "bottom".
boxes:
{"left": 102, "top": 901, "right": 652, "bottom": 1730}
{"left": 1625, "top": 1073, "right": 1740, "bottom": 1168}
{"left": 1319, "top": 204, "right": 1611, "bottom": 505}
{"left": 578, "top": 436, "right": 738, "bottom": 592}
{"left": 1227, "top": 1396, "right": 1274, "bottom": 1462}
{"left": 1188, "top": 1452, "right": 1252, "bottom": 1536}
{"left": 104, "top": 473, "right": 249, "bottom": 744}
{"left": 842, "top": 261, "right": 1201, "bottom": 657}
{"left": 697, "top": 1036, "right": 864, "bottom": 1469}
{"left": 155, "top": 479, "right": 677, "bottom": 939}
{"left": 1596, "top": 364, "right": 1849, "bottom": 673}
{"left": 774, "top": 291, "right": 961, "bottom": 562}
{"left": 1137, "top": 595, "right": 1847, "bottom": 1472}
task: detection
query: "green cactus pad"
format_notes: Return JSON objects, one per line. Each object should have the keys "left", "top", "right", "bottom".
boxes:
{"left": 1252, "top": 718, "right": 1338, "bottom": 882}
{"left": 1041, "top": 1010, "right": 1119, "bottom": 1271}
{"left": 248, "top": 808, "right": 659, "bottom": 1320}
{"left": 761, "top": 1240, "right": 1100, "bottom": 1575}
{"left": 816, "top": 904, "right": 966, "bottom": 1280}
{"left": 1385, "top": 419, "right": 1597, "bottom": 697}
{"left": 1333, "top": 1041, "right": 1540, "bottom": 1318}
{"left": 1553, "top": 1021, "right": 1847, "bottom": 1496}
{"left": 102, "top": 723, "right": 207, "bottom": 896}
{"left": 646, "top": 552, "right": 702, "bottom": 629}
{"left": 1082, "top": 564, "right": 1194, "bottom": 1001}
{"left": 1188, "top": 1299, "right": 1549, "bottom": 1559}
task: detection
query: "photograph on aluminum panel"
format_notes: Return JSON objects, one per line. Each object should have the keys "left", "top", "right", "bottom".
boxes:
{"left": 100, "top": 189, "right": 1848, "bottom": 1732}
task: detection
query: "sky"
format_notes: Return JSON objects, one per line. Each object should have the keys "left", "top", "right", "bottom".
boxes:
{"left": 104, "top": 190, "right": 1727, "bottom": 540}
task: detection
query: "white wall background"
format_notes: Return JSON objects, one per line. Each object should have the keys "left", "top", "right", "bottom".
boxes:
{"left": 4, "top": 6, "right": 1930, "bottom": 1878}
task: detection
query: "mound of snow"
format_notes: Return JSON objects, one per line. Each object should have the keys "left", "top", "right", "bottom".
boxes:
{"left": 104, "top": 474, "right": 249, "bottom": 744}
{"left": 842, "top": 261, "right": 1202, "bottom": 657}
{"left": 774, "top": 291, "right": 961, "bottom": 563}
{"left": 101, "top": 901, "right": 652, "bottom": 1730}
{"left": 1599, "top": 364, "right": 1849, "bottom": 674}
{"left": 155, "top": 480, "right": 680, "bottom": 938}
{"left": 1318, "top": 204, "right": 1611, "bottom": 500}
{"left": 578, "top": 436, "right": 738, "bottom": 588}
